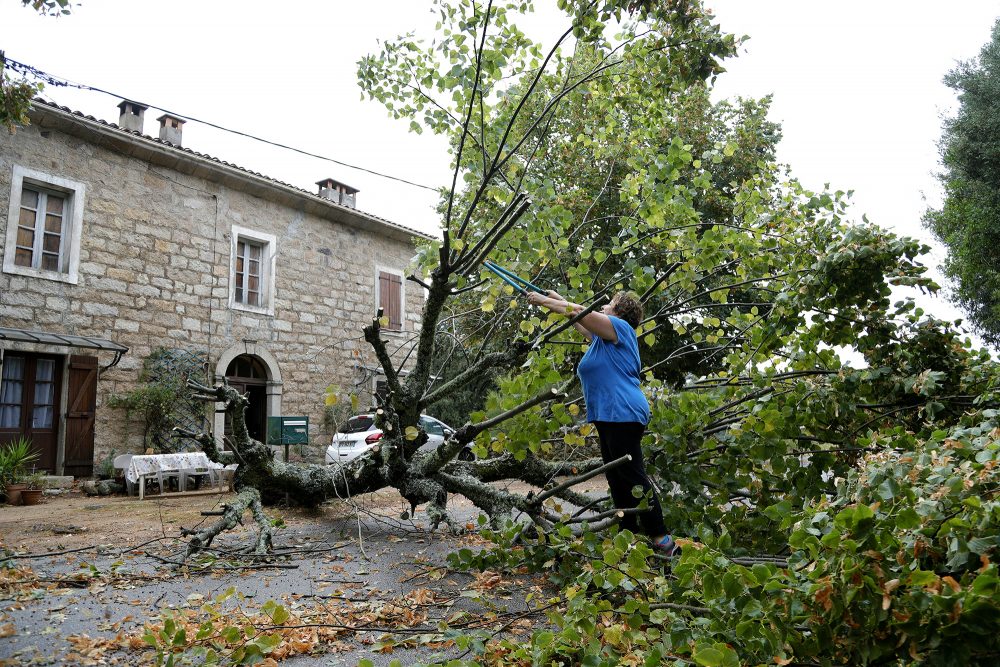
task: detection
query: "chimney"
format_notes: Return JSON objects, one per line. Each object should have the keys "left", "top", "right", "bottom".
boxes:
{"left": 117, "top": 100, "right": 148, "bottom": 133}
{"left": 156, "top": 113, "right": 185, "bottom": 146}
{"left": 316, "top": 178, "right": 359, "bottom": 209}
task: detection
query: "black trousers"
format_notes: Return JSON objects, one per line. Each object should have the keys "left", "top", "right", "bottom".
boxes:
{"left": 593, "top": 421, "right": 666, "bottom": 537}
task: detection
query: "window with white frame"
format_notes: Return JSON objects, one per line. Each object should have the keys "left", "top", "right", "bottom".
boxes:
{"left": 4, "top": 165, "right": 85, "bottom": 284}
{"left": 229, "top": 226, "right": 276, "bottom": 315}
{"left": 376, "top": 268, "right": 404, "bottom": 331}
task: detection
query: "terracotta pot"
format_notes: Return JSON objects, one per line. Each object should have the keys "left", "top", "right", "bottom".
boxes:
{"left": 20, "top": 488, "right": 43, "bottom": 506}
{"left": 4, "top": 482, "right": 27, "bottom": 506}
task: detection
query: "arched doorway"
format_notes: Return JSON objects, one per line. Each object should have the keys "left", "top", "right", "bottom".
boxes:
{"left": 225, "top": 355, "right": 268, "bottom": 444}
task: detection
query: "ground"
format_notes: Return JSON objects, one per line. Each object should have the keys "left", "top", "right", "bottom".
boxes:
{"left": 0, "top": 482, "right": 586, "bottom": 666}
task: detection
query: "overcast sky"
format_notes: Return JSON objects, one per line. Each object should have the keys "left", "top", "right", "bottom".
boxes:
{"left": 2, "top": 0, "right": 998, "bottom": 347}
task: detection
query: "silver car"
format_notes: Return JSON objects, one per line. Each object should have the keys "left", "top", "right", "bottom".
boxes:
{"left": 325, "top": 414, "right": 474, "bottom": 464}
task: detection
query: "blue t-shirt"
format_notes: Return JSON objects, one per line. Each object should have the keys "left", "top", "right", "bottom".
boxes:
{"left": 577, "top": 316, "right": 649, "bottom": 424}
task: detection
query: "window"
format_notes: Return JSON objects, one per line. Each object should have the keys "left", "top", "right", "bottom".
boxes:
{"left": 4, "top": 165, "right": 85, "bottom": 283}
{"left": 377, "top": 269, "right": 403, "bottom": 331}
{"left": 338, "top": 415, "right": 375, "bottom": 434}
{"left": 229, "top": 226, "right": 276, "bottom": 315}
{"left": 235, "top": 239, "right": 264, "bottom": 306}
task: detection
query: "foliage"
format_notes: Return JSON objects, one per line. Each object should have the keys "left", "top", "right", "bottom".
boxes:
{"left": 20, "top": 0, "right": 73, "bottom": 15}
{"left": 23, "top": 470, "right": 45, "bottom": 490}
{"left": 350, "top": 0, "right": 1000, "bottom": 664}
{"left": 0, "top": 436, "right": 39, "bottom": 486}
{"left": 108, "top": 348, "right": 208, "bottom": 453}
{"left": 1, "top": 3, "right": 74, "bottom": 132}
{"left": 433, "top": 398, "right": 1000, "bottom": 667}
{"left": 321, "top": 384, "right": 357, "bottom": 433}
{"left": 0, "top": 52, "right": 42, "bottom": 133}
{"left": 925, "top": 18, "right": 1000, "bottom": 346}
{"left": 95, "top": 448, "right": 117, "bottom": 481}
{"left": 108, "top": 375, "right": 186, "bottom": 452}
{"left": 140, "top": 587, "right": 286, "bottom": 666}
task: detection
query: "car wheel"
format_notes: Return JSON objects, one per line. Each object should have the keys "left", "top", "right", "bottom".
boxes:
{"left": 457, "top": 447, "right": 475, "bottom": 462}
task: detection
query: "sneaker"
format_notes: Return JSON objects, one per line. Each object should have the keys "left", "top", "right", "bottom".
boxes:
{"left": 653, "top": 535, "right": 682, "bottom": 557}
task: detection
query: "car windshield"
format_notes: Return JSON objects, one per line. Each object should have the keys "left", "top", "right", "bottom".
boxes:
{"left": 338, "top": 416, "right": 374, "bottom": 434}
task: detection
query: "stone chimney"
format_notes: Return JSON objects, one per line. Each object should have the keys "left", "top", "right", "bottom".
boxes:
{"left": 156, "top": 113, "right": 185, "bottom": 146}
{"left": 316, "top": 178, "right": 359, "bottom": 209}
{"left": 117, "top": 100, "right": 148, "bottom": 133}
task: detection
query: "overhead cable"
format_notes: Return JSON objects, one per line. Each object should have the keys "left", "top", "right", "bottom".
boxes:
{"left": 2, "top": 55, "right": 441, "bottom": 193}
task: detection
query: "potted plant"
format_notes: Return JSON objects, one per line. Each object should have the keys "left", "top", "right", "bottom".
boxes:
{"left": 0, "top": 437, "right": 39, "bottom": 505}
{"left": 20, "top": 470, "right": 46, "bottom": 506}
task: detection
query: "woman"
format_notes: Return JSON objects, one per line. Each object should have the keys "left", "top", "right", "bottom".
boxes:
{"left": 526, "top": 288, "right": 680, "bottom": 555}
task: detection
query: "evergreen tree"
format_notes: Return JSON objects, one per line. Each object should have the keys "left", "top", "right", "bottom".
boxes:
{"left": 926, "top": 19, "right": 1000, "bottom": 346}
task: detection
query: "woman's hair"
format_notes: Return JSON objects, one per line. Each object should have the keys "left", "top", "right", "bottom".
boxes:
{"left": 610, "top": 291, "right": 643, "bottom": 328}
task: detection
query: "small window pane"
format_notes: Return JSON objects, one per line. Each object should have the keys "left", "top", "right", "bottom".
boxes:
{"left": 32, "top": 406, "right": 53, "bottom": 429}
{"left": 45, "top": 213, "right": 63, "bottom": 233}
{"left": 20, "top": 188, "right": 38, "bottom": 208}
{"left": 43, "top": 233, "right": 61, "bottom": 253}
{"left": 0, "top": 357, "right": 25, "bottom": 428}
{"left": 19, "top": 207, "right": 37, "bottom": 227}
{"left": 16, "top": 227, "right": 35, "bottom": 248}
{"left": 15, "top": 248, "right": 33, "bottom": 267}
{"left": 41, "top": 253, "right": 60, "bottom": 271}
{"left": 250, "top": 244, "right": 261, "bottom": 261}
{"left": 46, "top": 194, "right": 65, "bottom": 214}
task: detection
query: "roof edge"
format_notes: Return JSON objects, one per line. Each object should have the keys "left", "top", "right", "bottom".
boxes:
{"left": 28, "top": 99, "right": 437, "bottom": 243}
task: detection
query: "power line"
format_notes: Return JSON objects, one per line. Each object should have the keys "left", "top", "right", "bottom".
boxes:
{"left": 2, "top": 55, "right": 442, "bottom": 193}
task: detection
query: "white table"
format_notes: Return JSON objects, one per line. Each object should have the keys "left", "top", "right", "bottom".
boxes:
{"left": 125, "top": 453, "right": 228, "bottom": 500}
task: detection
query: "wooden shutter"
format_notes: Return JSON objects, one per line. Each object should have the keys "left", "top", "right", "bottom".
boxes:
{"left": 64, "top": 355, "right": 97, "bottom": 477}
{"left": 379, "top": 271, "right": 403, "bottom": 330}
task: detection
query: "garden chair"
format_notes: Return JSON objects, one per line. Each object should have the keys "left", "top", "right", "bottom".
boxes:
{"left": 112, "top": 454, "right": 136, "bottom": 495}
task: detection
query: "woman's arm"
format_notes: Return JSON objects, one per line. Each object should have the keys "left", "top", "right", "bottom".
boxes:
{"left": 526, "top": 290, "right": 617, "bottom": 343}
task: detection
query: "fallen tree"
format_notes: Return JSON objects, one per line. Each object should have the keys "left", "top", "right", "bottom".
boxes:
{"left": 178, "top": 0, "right": 990, "bottom": 575}
{"left": 177, "top": 377, "right": 614, "bottom": 558}
{"left": 173, "top": 0, "right": 750, "bottom": 557}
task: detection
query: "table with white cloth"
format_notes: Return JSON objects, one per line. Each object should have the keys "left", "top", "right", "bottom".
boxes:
{"left": 124, "top": 453, "right": 228, "bottom": 499}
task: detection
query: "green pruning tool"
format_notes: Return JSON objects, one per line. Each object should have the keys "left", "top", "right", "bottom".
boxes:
{"left": 483, "top": 260, "right": 546, "bottom": 294}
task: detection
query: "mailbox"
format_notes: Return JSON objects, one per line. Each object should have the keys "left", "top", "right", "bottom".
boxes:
{"left": 267, "top": 416, "right": 309, "bottom": 461}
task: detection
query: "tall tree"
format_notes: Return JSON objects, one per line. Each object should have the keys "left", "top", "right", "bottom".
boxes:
{"left": 925, "top": 19, "right": 1000, "bottom": 346}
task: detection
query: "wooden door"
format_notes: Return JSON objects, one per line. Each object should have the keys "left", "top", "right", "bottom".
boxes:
{"left": 64, "top": 355, "right": 97, "bottom": 477}
{"left": 0, "top": 353, "right": 63, "bottom": 472}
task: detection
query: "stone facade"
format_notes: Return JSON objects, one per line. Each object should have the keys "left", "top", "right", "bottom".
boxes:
{"left": 0, "top": 100, "right": 427, "bottom": 474}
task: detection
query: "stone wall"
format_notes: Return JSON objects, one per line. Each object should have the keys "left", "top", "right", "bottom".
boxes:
{"left": 0, "top": 114, "right": 425, "bottom": 469}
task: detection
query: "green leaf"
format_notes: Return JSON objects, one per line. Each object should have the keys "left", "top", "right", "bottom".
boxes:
{"left": 693, "top": 647, "right": 725, "bottom": 666}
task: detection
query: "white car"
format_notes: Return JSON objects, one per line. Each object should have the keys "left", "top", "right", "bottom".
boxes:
{"left": 325, "top": 414, "right": 474, "bottom": 464}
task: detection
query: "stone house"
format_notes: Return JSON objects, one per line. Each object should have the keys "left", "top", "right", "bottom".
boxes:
{"left": 0, "top": 98, "right": 429, "bottom": 476}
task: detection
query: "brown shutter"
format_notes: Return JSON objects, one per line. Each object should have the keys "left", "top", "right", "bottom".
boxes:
{"left": 389, "top": 273, "right": 402, "bottom": 330}
{"left": 64, "top": 355, "right": 97, "bottom": 477}
{"left": 378, "top": 271, "right": 403, "bottom": 330}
